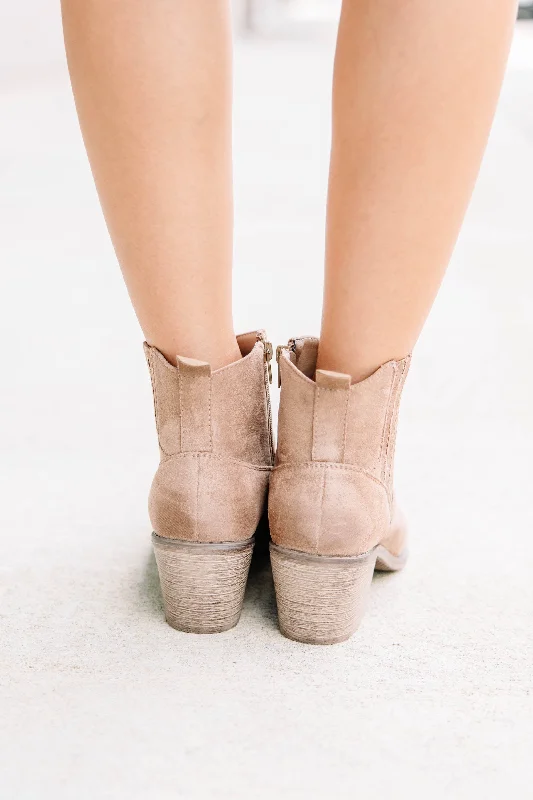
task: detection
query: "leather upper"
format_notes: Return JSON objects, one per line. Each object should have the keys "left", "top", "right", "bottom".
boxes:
{"left": 145, "top": 331, "right": 273, "bottom": 542}
{"left": 269, "top": 337, "right": 410, "bottom": 557}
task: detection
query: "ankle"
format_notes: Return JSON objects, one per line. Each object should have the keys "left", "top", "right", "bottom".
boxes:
{"left": 149, "top": 333, "right": 242, "bottom": 371}
{"left": 316, "top": 340, "right": 409, "bottom": 384}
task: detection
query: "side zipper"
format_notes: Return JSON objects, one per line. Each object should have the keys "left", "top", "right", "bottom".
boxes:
{"left": 276, "top": 339, "right": 296, "bottom": 388}
{"left": 260, "top": 335, "right": 275, "bottom": 464}
{"left": 275, "top": 345, "right": 285, "bottom": 388}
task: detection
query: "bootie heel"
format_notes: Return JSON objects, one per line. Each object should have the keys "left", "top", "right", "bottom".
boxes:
{"left": 145, "top": 331, "right": 274, "bottom": 633}
{"left": 269, "top": 337, "right": 410, "bottom": 644}
{"left": 153, "top": 534, "right": 254, "bottom": 633}
{"left": 270, "top": 543, "right": 376, "bottom": 645}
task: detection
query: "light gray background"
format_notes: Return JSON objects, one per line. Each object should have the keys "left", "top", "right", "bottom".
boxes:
{"left": 1, "top": 6, "right": 532, "bottom": 799}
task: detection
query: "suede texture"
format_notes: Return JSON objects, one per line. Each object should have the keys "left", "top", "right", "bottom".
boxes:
{"left": 150, "top": 453, "right": 270, "bottom": 544}
{"left": 269, "top": 337, "right": 410, "bottom": 557}
{"left": 145, "top": 331, "right": 273, "bottom": 543}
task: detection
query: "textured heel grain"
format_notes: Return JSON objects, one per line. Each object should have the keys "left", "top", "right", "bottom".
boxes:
{"left": 153, "top": 534, "right": 254, "bottom": 633}
{"left": 270, "top": 543, "right": 377, "bottom": 645}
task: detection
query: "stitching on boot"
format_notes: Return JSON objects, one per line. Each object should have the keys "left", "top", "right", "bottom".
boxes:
{"left": 385, "top": 357, "right": 409, "bottom": 495}
{"left": 380, "top": 362, "right": 397, "bottom": 484}
{"left": 315, "top": 468, "right": 327, "bottom": 554}
{"left": 207, "top": 372, "right": 213, "bottom": 452}
{"left": 146, "top": 350, "right": 160, "bottom": 443}
{"left": 386, "top": 360, "right": 404, "bottom": 491}
{"left": 272, "top": 461, "right": 388, "bottom": 491}
{"left": 341, "top": 389, "right": 350, "bottom": 464}
{"left": 311, "top": 386, "right": 319, "bottom": 462}
{"left": 195, "top": 456, "right": 200, "bottom": 542}
{"left": 177, "top": 359, "right": 184, "bottom": 454}
{"left": 159, "top": 451, "right": 273, "bottom": 471}
{"left": 385, "top": 370, "right": 401, "bottom": 494}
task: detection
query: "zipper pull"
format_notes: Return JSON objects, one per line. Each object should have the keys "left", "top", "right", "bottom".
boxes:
{"left": 264, "top": 340, "right": 273, "bottom": 384}
{"left": 276, "top": 344, "right": 286, "bottom": 388}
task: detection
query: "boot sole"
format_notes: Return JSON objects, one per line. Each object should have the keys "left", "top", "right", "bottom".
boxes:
{"left": 152, "top": 533, "right": 254, "bottom": 634}
{"left": 270, "top": 542, "right": 407, "bottom": 645}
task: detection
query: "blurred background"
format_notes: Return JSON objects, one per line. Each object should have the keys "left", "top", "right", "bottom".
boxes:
{"left": 1, "top": 3, "right": 533, "bottom": 798}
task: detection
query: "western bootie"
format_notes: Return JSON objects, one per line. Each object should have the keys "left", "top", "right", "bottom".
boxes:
{"left": 269, "top": 336, "right": 410, "bottom": 644}
{"left": 145, "top": 331, "right": 274, "bottom": 633}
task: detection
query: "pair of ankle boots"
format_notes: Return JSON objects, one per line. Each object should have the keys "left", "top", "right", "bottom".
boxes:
{"left": 145, "top": 330, "right": 410, "bottom": 644}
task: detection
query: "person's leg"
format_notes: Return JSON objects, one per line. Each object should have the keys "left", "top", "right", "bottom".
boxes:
{"left": 61, "top": 0, "right": 239, "bottom": 369}
{"left": 318, "top": 0, "right": 517, "bottom": 382}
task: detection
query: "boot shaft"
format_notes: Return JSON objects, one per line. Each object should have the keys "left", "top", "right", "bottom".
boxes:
{"left": 145, "top": 330, "right": 274, "bottom": 467}
{"left": 276, "top": 337, "right": 410, "bottom": 498}
{"left": 145, "top": 331, "right": 273, "bottom": 544}
{"left": 270, "top": 336, "right": 410, "bottom": 558}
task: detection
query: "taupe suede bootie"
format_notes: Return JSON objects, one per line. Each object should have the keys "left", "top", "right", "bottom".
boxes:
{"left": 144, "top": 331, "right": 274, "bottom": 633}
{"left": 269, "top": 336, "right": 410, "bottom": 644}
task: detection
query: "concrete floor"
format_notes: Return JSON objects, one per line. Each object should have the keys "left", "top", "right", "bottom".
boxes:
{"left": 1, "top": 20, "right": 533, "bottom": 800}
